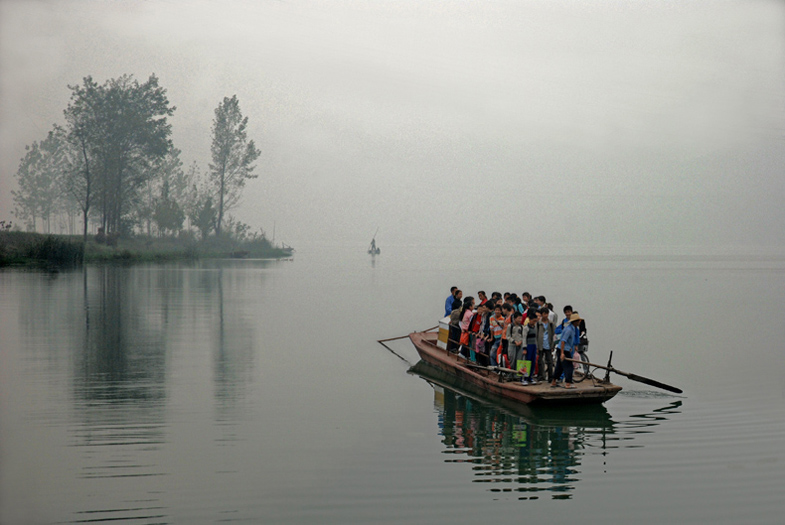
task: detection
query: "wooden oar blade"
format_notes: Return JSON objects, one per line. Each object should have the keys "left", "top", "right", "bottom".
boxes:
{"left": 623, "top": 372, "right": 683, "bottom": 394}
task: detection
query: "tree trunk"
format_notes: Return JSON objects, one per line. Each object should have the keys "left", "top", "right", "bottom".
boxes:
{"left": 217, "top": 166, "right": 225, "bottom": 237}
{"left": 80, "top": 139, "right": 92, "bottom": 242}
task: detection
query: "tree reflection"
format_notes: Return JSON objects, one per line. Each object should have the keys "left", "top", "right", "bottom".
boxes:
{"left": 68, "top": 265, "right": 170, "bottom": 523}
{"left": 214, "top": 267, "right": 252, "bottom": 407}
{"left": 194, "top": 260, "right": 269, "bottom": 441}
{"left": 410, "top": 360, "right": 681, "bottom": 500}
{"left": 76, "top": 265, "right": 167, "bottom": 405}
{"left": 200, "top": 263, "right": 262, "bottom": 412}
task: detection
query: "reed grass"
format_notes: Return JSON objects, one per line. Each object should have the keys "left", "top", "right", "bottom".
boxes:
{"left": 0, "top": 231, "right": 292, "bottom": 267}
{"left": 0, "top": 231, "right": 84, "bottom": 267}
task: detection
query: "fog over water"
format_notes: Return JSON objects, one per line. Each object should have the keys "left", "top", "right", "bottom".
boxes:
{"left": 1, "top": 0, "right": 784, "bottom": 248}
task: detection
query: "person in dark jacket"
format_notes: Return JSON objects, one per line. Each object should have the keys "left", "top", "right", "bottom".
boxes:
{"left": 446, "top": 307, "right": 462, "bottom": 354}
{"left": 451, "top": 289, "right": 463, "bottom": 314}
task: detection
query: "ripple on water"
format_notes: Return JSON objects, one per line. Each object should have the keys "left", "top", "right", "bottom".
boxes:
{"left": 67, "top": 392, "right": 170, "bottom": 524}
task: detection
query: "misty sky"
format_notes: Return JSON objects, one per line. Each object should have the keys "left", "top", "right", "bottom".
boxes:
{"left": 1, "top": 0, "right": 783, "bottom": 248}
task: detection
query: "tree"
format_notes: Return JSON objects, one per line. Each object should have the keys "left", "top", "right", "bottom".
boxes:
{"left": 13, "top": 127, "right": 68, "bottom": 232}
{"left": 209, "top": 95, "right": 260, "bottom": 236}
{"left": 152, "top": 180, "right": 185, "bottom": 236}
{"left": 139, "top": 148, "right": 184, "bottom": 236}
{"left": 163, "top": 149, "right": 192, "bottom": 214}
{"left": 190, "top": 194, "right": 217, "bottom": 241}
{"left": 12, "top": 143, "right": 43, "bottom": 231}
{"left": 62, "top": 76, "right": 106, "bottom": 240}
{"left": 181, "top": 161, "right": 204, "bottom": 232}
{"left": 63, "top": 74, "right": 175, "bottom": 237}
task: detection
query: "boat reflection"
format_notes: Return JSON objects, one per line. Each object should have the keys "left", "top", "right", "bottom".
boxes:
{"left": 409, "top": 360, "right": 682, "bottom": 499}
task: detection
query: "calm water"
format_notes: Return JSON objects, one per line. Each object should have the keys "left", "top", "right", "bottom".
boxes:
{"left": 2, "top": 245, "right": 784, "bottom": 524}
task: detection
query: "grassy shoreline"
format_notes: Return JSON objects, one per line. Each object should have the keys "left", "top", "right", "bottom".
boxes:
{"left": 0, "top": 231, "right": 293, "bottom": 267}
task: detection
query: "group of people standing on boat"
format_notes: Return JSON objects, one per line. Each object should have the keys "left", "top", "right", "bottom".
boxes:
{"left": 444, "top": 287, "right": 588, "bottom": 389}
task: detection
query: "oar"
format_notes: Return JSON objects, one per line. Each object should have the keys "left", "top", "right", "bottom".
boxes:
{"left": 565, "top": 358, "right": 682, "bottom": 394}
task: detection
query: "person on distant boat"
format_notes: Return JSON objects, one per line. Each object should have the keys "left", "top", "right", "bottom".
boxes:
{"left": 551, "top": 313, "right": 581, "bottom": 389}
{"left": 506, "top": 312, "right": 524, "bottom": 371}
{"left": 445, "top": 286, "right": 458, "bottom": 317}
{"left": 537, "top": 306, "right": 555, "bottom": 382}
{"left": 458, "top": 296, "right": 475, "bottom": 360}
{"left": 521, "top": 310, "right": 539, "bottom": 384}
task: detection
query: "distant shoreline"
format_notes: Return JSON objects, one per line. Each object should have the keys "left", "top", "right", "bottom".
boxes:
{"left": 0, "top": 231, "right": 294, "bottom": 268}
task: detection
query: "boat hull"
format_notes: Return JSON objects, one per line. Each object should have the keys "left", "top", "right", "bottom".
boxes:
{"left": 409, "top": 331, "right": 621, "bottom": 406}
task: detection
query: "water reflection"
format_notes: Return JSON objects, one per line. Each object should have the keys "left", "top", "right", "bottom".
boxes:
{"left": 211, "top": 265, "right": 259, "bottom": 445}
{"left": 61, "top": 261, "right": 272, "bottom": 522}
{"left": 77, "top": 265, "right": 167, "bottom": 404}
{"left": 410, "top": 360, "right": 682, "bottom": 500}
{"left": 71, "top": 265, "right": 171, "bottom": 522}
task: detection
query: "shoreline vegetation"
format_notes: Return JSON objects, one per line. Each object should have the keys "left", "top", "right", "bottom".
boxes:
{"left": 0, "top": 231, "right": 294, "bottom": 268}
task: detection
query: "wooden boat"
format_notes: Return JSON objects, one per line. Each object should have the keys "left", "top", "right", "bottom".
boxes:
{"left": 408, "top": 330, "right": 622, "bottom": 406}
{"left": 408, "top": 359, "right": 616, "bottom": 425}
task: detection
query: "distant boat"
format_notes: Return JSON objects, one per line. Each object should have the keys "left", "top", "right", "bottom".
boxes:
{"left": 368, "top": 229, "right": 380, "bottom": 255}
{"left": 280, "top": 243, "right": 295, "bottom": 257}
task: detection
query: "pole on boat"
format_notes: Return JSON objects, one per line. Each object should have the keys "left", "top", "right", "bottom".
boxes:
{"left": 377, "top": 326, "right": 437, "bottom": 344}
{"left": 376, "top": 326, "right": 439, "bottom": 366}
{"left": 604, "top": 351, "right": 613, "bottom": 383}
{"left": 377, "top": 334, "right": 410, "bottom": 343}
{"left": 565, "top": 357, "right": 682, "bottom": 394}
{"left": 378, "top": 340, "right": 412, "bottom": 364}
